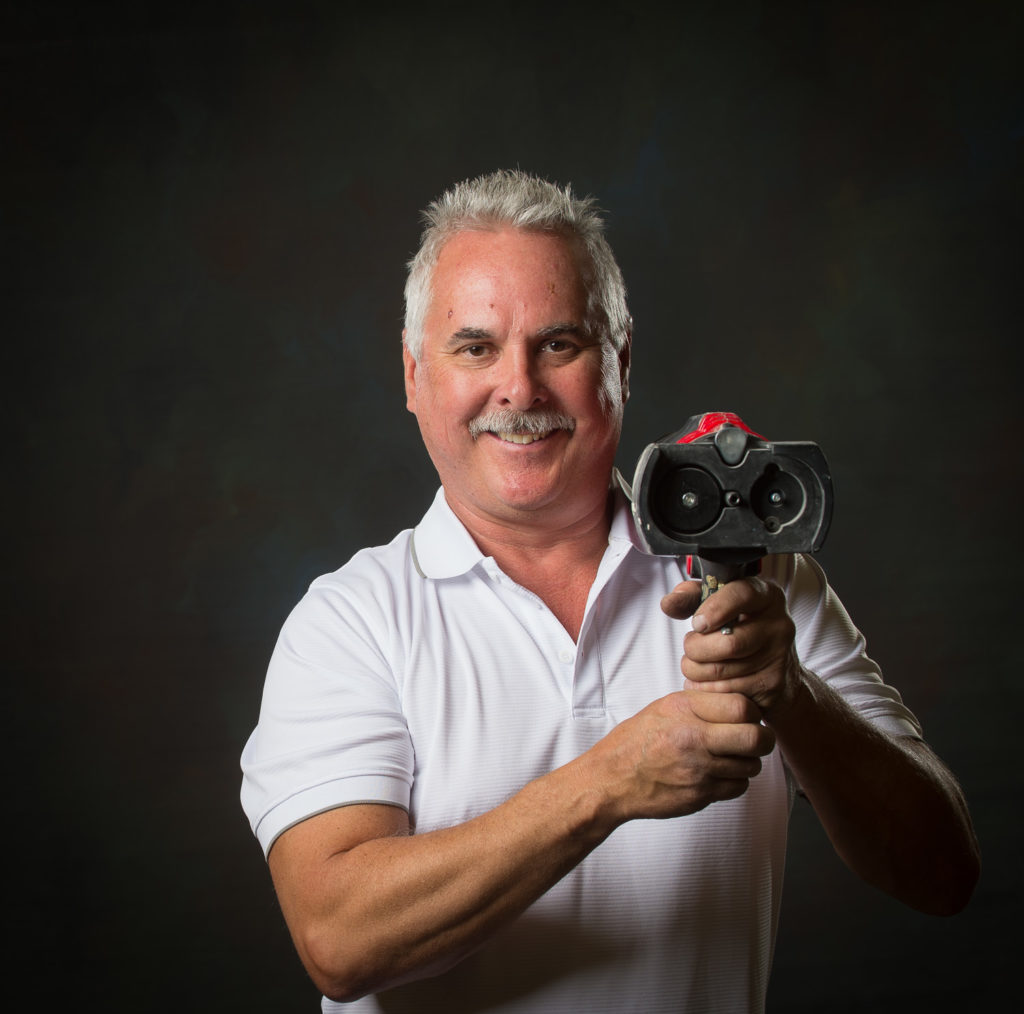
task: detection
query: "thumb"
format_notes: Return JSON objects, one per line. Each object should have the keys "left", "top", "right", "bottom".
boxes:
{"left": 661, "top": 580, "right": 702, "bottom": 620}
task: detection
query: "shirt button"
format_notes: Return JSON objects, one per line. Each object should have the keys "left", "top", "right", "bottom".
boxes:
{"left": 558, "top": 649, "right": 574, "bottom": 664}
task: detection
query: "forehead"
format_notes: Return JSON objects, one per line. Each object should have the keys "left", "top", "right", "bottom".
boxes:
{"left": 428, "top": 228, "right": 587, "bottom": 313}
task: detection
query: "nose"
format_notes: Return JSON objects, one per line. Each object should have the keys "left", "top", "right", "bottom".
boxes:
{"left": 495, "top": 345, "right": 547, "bottom": 410}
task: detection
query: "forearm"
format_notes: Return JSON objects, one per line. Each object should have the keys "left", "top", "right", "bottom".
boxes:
{"left": 271, "top": 688, "right": 773, "bottom": 1001}
{"left": 768, "top": 669, "right": 980, "bottom": 915}
{"left": 272, "top": 758, "right": 615, "bottom": 1002}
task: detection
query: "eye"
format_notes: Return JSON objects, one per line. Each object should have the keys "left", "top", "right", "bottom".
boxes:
{"left": 540, "top": 338, "right": 579, "bottom": 356}
{"left": 456, "top": 343, "right": 496, "bottom": 362}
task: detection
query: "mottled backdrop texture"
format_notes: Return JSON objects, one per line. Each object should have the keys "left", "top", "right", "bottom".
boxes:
{"left": 5, "top": 1, "right": 1020, "bottom": 1010}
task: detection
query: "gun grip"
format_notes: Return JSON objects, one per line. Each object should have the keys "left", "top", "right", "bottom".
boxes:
{"left": 697, "top": 558, "right": 759, "bottom": 601}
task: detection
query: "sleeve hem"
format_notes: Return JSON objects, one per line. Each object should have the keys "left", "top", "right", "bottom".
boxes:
{"left": 254, "top": 774, "right": 411, "bottom": 857}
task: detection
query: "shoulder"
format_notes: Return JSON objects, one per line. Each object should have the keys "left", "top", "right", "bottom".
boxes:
{"left": 280, "top": 527, "right": 420, "bottom": 660}
{"left": 761, "top": 552, "right": 833, "bottom": 620}
{"left": 310, "top": 527, "right": 419, "bottom": 605}
{"left": 763, "top": 554, "right": 923, "bottom": 736}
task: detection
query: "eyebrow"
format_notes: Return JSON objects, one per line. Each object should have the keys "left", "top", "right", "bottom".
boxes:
{"left": 443, "top": 322, "right": 587, "bottom": 350}
{"left": 537, "top": 322, "right": 586, "bottom": 340}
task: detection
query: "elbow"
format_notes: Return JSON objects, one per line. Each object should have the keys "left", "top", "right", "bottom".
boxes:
{"left": 844, "top": 816, "right": 982, "bottom": 917}
{"left": 318, "top": 981, "right": 368, "bottom": 1006}
{"left": 301, "top": 932, "right": 452, "bottom": 1004}
{"left": 320, "top": 980, "right": 373, "bottom": 1006}
{"left": 935, "top": 819, "right": 983, "bottom": 916}
{"left": 298, "top": 925, "right": 380, "bottom": 1004}
{"left": 298, "top": 919, "right": 465, "bottom": 1003}
{"left": 930, "top": 845, "right": 982, "bottom": 917}
{"left": 315, "top": 973, "right": 373, "bottom": 1007}
{"left": 903, "top": 836, "right": 982, "bottom": 918}
{"left": 911, "top": 878, "right": 978, "bottom": 918}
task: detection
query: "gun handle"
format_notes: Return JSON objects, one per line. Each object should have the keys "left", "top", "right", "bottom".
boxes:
{"left": 697, "top": 558, "right": 759, "bottom": 602}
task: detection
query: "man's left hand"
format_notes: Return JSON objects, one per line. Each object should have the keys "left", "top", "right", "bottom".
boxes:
{"left": 661, "top": 577, "right": 805, "bottom": 717}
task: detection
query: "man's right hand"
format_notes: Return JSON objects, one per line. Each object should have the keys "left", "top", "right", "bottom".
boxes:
{"left": 267, "top": 689, "right": 774, "bottom": 1003}
{"left": 581, "top": 690, "right": 776, "bottom": 825}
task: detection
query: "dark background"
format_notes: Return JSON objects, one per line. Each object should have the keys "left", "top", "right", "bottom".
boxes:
{"left": 5, "top": 1, "right": 1021, "bottom": 1009}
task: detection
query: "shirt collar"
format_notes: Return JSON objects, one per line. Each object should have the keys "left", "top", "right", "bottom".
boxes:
{"left": 411, "top": 488, "right": 488, "bottom": 579}
{"left": 411, "top": 471, "right": 647, "bottom": 580}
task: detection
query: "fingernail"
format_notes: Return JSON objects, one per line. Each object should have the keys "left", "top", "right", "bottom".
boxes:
{"left": 692, "top": 614, "right": 708, "bottom": 632}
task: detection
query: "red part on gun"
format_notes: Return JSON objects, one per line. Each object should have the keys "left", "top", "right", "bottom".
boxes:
{"left": 675, "top": 411, "right": 766, "bottom": 444}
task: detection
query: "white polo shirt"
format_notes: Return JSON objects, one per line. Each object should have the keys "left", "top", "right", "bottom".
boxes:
{"left": 240, "top": 486, "right": 920, "bottom": 1013}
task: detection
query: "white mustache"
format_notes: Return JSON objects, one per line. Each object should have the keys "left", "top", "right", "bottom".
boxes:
{"left": 468, "top": 409, "right": 576, "bottom": 439}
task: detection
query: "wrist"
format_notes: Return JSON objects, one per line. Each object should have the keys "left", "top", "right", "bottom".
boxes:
{"left": 540, "top": 750, "right": 624, "bottom": 845}
{"left": 764, "top": 659, "right": 817, "bottom": 731}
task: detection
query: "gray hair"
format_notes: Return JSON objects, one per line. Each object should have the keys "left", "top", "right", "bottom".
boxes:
{"left": 402, "top": 170, "right": 631, "bottom": 362}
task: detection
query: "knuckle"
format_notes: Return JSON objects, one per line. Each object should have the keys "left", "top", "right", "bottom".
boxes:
{"left": 738, "top": 724, "right": 761, "bottom": 753}
{"left": 733, "top": 691, "right": 762, "bottom": 718}
{"left": 710, "top": 660, "right": 730, "bottom": 681}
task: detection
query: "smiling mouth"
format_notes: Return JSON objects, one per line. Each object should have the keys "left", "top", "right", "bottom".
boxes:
{"left": 469, "top": 410, "right": 576, "bottom": 444}
{"left": 494, "top": 430, "right": 554, "bottom": 444}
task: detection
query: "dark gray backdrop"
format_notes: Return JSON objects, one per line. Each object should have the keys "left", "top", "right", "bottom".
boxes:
{"left": 6, "top": 1, "right": 1020, "bottom": 1010}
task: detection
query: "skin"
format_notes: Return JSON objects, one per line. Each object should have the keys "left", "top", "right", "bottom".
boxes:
{"left": 400, "top": 228, "right": 627, "bottom": 636}
{"left": 662, "top": 576, "right": 980, "bottom": 914}
{"left": 403, "top": 228, "right": 626, "bottom": 525}
{"left": 267, "top": 227, "right": 980, "bottom": 1004}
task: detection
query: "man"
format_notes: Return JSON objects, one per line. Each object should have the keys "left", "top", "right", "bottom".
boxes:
{"left": 241, "top": 170, "right": 979, "bottom": 1013}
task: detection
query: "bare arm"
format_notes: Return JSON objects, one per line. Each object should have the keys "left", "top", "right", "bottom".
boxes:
{"left": 268, "top": 689, "right": 775, "bottom": 1002}
{"left": 758, "top": 671, "right": 978, "bottom": 914}
{"left": 662, "top": 577, "right": 981, "bottom": 916}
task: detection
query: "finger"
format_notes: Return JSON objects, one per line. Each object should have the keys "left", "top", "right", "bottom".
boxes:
{"left": 683, "top": 625, "right": 755, "bottom": 665}
{"left": 705, "top": 720, "right": 777, "bottom": 760}
{"left": 708, "top": 755, "right": 765, "bottom": 780}
{"left": 661, "top": 580, "right": 702, "bottom": 620}
{"left": 682, "top": 644, "right": 782, "bottom": 696}
{"left": 677, "top": 689, "right": 763, "bottom": 726}
{"left": 686, "top": 670, "right": 776, "bottom": 705}
{"left": 708, "top": 777, "right": 754, "bottom": 803}
{"left": 691, "top": 577, "right": 773, "bottom": 632}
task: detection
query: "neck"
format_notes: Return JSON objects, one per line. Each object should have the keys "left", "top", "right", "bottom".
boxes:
{"left": 445, "top": 489, "right": 616, "bottom": 641}
{"left": 447, "top": 488, "right": 613, "bottom": 563}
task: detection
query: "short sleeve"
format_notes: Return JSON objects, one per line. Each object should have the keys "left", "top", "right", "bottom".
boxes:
{"left": 766, "top": 553, "right": 923, "bottom": 739}
{"left": 240, "top": 570, "right": 415, "bottom": 857}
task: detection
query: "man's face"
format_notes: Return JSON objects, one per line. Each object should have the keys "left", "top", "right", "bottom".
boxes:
{"left": 404, "top": 228, "right": 630, "bottom": 533}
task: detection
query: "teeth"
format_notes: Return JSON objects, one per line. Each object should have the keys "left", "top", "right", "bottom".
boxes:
{"left": 497, "top": 431, "right": 551, "bottom": 444}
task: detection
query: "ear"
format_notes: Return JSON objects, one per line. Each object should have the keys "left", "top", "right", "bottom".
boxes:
{"left": 402, "top": 332, "right": 418, "bottom": 413}
{"left": 619, "top": 328, "right": 632, "bottom": 403}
